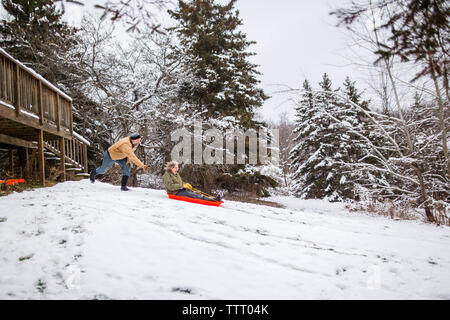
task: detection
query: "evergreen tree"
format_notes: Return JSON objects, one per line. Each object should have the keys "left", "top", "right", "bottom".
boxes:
{"left": 342, "top": 76, "right": 369, "bottom": 111}
{"left": 289, "top": 76, "right": 336, "bottom": 200}
{"left": 288, "top": 79, "right": 314, "bottom": 182}
{"left": 340, "top": 76, "right": 372, "bottom": 164}
{"left": 167, "top": 0, "right": 278, "bottom": 195}
{"left": 289, "top": 74, "right": 375, "bottom": 201}
{"left": 168, "top": 0, "right": 268, "bottom": 128}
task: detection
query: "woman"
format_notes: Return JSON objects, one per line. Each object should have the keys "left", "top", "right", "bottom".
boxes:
{"left": 162, "top": 161, "right": 223, "bottom": 202}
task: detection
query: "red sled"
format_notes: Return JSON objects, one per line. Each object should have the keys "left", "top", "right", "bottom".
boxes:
{"left": 0, "top": 179, "right": 26, "bottom": 185}
{"left": 167, "top": 193, "right": 224, "bottom": 207}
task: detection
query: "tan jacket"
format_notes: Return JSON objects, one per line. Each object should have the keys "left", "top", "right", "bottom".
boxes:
{"left": 108, "top": 137, "right": 145, "bottom": 168}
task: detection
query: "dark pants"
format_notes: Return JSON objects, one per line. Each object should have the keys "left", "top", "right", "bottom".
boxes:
{"left": 176, "top": 189, "right": 213, "bottom": 201}
{"left": 95, "top": 150, "right": 131, "bottom": 177}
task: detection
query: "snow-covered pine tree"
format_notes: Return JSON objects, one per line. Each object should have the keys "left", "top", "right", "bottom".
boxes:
{"left": 336, "top": 76, "right": 389, "bottom": 199}
{"left": 288, "top": 79, "right": 314, "bottom": 194}
{"left": 167, "top": 0, "right": 277, "bottom": 195}
{"left": 289, "top": 74, "right": 376, "bottom": 201}
{"left": 168, "top": 0, "right": 268, "bottom": 128}
{"left": 291, "top": 74, "right": 351, "bottom": 201}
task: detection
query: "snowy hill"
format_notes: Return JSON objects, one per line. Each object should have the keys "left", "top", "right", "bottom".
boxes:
{"left": 0, "top": 180, "right": 449, "bottom": 299}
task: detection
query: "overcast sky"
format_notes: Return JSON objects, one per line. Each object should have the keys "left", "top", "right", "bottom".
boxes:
{"left": 232, "top": 0, "right": 359, "bottom": 121}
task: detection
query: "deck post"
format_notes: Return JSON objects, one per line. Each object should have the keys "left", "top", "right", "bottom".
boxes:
{"left": 71, "top": 139, "right": 74, "bottom": 162}
{"left": 13, "top": 62, "right": 20, "bottom": 117}
{"left": 59, "top": 136, "right": 65, "bottom": 182}
{"left": 83, "top": 143, "right": 88, "bottom": 173}
{"left": 56, "top": 93, "right": 61, "bottom": 131}
{"left": 38, "top": 80, "right": 43, "bottom": 125}
{"left": 9, "top": 149, "right": 14, "bottom": 176}
{"left": 37, "top": 129, "right": 45, "bottom": 185}
{"left": 69, "top": 100, "right": 73, "bottom": 136}
{"left": 21, "top": 147, "right": 30, "bottom": 181}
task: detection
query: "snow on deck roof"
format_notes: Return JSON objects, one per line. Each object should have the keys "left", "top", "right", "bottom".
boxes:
{"left": 0, "top": 47, "right": 72, "bottom": 102}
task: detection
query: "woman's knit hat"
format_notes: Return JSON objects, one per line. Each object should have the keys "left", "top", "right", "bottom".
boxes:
{"left": 130, "top": 133, "right": 141, "bottom": 140}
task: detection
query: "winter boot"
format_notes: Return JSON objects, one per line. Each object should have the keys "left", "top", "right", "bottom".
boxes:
{"left": 90, "top": 169, "right": 97, "bottom": 183}
{"left": 121, "top": 175, "right": 130, "bottom": 191}
{"left": 214, "top": 191, "right": 224, "bottom": 202}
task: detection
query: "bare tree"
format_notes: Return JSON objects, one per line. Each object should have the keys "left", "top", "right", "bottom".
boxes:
{"left": 330, "top": 0, "right": 449, "bottom": 222}
{"left": 268, "top": 112, "right": 295, "bottom": 187}
{"left": 56, "top": 0, "right": 170, "bottom": 32}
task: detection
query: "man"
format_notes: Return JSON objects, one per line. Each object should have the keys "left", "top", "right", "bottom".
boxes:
{"left": 90, "top": 133, "right": 150, "bottom": 191}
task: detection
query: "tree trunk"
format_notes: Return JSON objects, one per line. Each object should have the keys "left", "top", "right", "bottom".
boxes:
{"left": 429, "top": 58, "right": 450, "bottom": 180}
{"left": 413, "top": 165, "right": 435, "bottom": 223}
{"left": 19, "top": 148, "right": 30, "bottom": 181}
{"left": 381, "top": 47, "right": 433, "bottom": 222}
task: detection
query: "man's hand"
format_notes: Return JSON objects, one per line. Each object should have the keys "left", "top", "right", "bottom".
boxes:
{"left": 183, "top": 183, "right": 192, "bottom": 190}
{"left": 143, "top": 165, "right": 150, "bottom": 173}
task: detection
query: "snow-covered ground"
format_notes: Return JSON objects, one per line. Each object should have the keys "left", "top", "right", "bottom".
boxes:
{"left": 0, "top": 180, "right": 449, "bottom": 299}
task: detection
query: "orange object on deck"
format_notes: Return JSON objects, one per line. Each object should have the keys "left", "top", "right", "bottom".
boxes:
{"left": 0, "top": 179, "right": 26, "bottom": 185}
{"left": 167, "top": 193, "right": 223, "bottom": 207}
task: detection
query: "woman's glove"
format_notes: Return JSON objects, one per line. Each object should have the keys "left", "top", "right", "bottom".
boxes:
{"left": 182, "top": 183, "right": 192, "bottom": 190}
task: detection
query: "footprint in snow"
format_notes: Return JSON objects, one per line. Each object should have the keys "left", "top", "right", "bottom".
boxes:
{"left": 335, "top": 283, "right": 347, "bottom": 291}
{"left": 62, "top": 225, "right": 85, "bottom": 234}
{"left": 428, "top": 259, "right": 438, "bottom": 265}
{"left": 92, "top": 294, "right": 113, "bottom": 300}
{"left": 35, "top": 279, "right": 47, "bottom": 293}
{"left": 35, "top": 227, "right": 45, "bottom": 236}
{"left": 389, "top": 267, "right": 399, "bottom": 274}
{"left": 335, "top": 266, "right": 348, "bottom": 276}
{"left": 376, "top": 255, "right": 389, "bottom": 263}
{"left": 18, "top": 254, "right": 34, "bottom": 262}
{"left": 73, "top": 254, "right": 82, "bottom": 262}
{"left": 256, "top": 229, "right": 270, "bottom": 236}
{"left": 171, "top": 287, "right": 196, "bottom": 295}
{"left": 23, "top": 203, "right": 35, "bottom": 207}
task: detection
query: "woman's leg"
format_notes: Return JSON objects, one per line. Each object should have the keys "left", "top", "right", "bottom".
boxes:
{"left": 94, "top": 150, "right": 115, "bottom": 175}
{"left": 116, "top": 158, "right": 131, "bottom": 190}
{"left": 116, "top": 158, "right": 131, "bottom": 177}
{"left": 176, "top": 189, "right": 214, "bottom": 201}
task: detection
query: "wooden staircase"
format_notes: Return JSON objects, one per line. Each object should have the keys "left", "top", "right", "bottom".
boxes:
{"left": 43, "top": 136, "right": 89, "bottom": 180}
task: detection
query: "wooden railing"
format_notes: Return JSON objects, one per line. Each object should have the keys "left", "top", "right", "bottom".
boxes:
{"left": 0, "top": 48, "right": 73, "bottom": 134}
{"left": 0, "top": 54, "right": 15, "bottom": 105}
{"left": 0, "top": 48, "right": 92, "bottom": 184}
{"left": 46, "top": 137, "right": 88, "bottom": 173}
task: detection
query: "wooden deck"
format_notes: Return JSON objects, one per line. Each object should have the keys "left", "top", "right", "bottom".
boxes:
{"left": 0, "top": 48, "right": 88, "bottom": 185}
